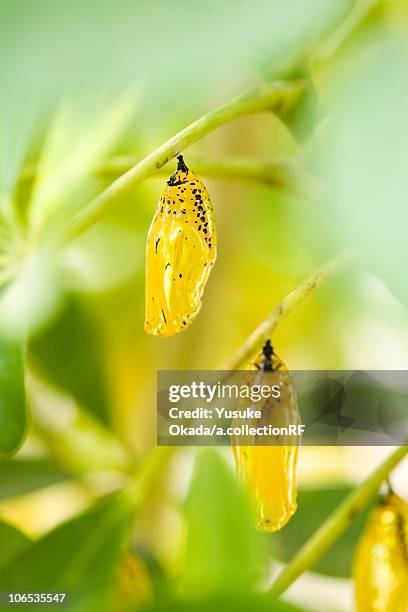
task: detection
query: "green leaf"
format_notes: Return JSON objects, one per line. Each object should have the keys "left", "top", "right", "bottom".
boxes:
{"left": 30, "top": 294, "right": 110, "bottom": 424}
{"left": 35, "top": 408, "right": 128, "bottom": 474}
{"left": 0, "top": 458, "right": 73, "bottom": 501}
{"left": 0, "top": 96, "right": 37, "bottom": 205}
{"left": 324, "top": 32, "right": 408, "bottom": 306}
{"left": 0, "top": 248, "right": 62, "bottom": 340}
{"left": 0, "top": 492, "right": 133, "bottom": 611}
{"left": 271, "top": 486, "right": 377, "bottom": 578}
{"left": 0, "top": 333, "right": 28, "bottom": 459}
{"left": 136, "top": 593, "right": 304, "bottom": 612}
{"left": 0, "top": 0, "right": 356, "bottom": 109}
{"left": 0, "top": 521, "right": 31, "bottom": 570}
{"left": 184, "top": 449, "right": 259, "bottom": 598}
{"left": 28, "top": 91, "right": 139, "bottom": 239}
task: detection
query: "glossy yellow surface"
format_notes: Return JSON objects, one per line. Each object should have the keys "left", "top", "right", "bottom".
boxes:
{"left": 145, "top": 155, "right": 216, "bottom": 336}
{"left": 353, "top": 492, "right": 408, "bottom": 612}
{"left": 233, "top": 341, "right": 300, "bottom": 532}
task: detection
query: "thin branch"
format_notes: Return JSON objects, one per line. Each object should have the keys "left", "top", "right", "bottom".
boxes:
{"left": 20, "top": 154, "right": 319, "bottom": 199}
{"left": 224, "top": 251, "right": 352, "bottom": 370}
{"left": 62, "top": 80, "right": 305, "bottom": 244}
{"left": 123, "top": 446, "right": 175, "bottom": 507}
{"left": 270, "top": 444, "right": 408, "bottom": 597}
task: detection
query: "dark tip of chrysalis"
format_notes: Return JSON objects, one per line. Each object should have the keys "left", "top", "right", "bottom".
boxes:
{"left": 167, "top": 155, "right": 189, "bottom": 185}
{"left": 261, "top": 339, "right": 274, "bottom": 371}
{"left": 262, "top": 339, "right": 274, "bottom": 359}
{"left": 177, "top": 154, "right": 188, "bottom": 172}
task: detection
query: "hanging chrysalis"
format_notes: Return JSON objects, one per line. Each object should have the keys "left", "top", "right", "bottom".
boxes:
{"left": 145, "top": 155, "right": 217, "bottom": 336}
{"left": 353, "top": 491, "right": 408, "bottom": 612}
{"left": 232, "top": 340, "right": 300, "bottom": 532}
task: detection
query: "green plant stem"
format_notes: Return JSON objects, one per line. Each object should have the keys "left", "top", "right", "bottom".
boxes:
{"left": 224, "top": 251, "right": 352, "bottom": 370}
{"left": 123, "top": 446, "right": 175, "bottom": 506}
{"left": 62, "top": 80, "right": 305, "bottom": 244}
{"left": 20, "top": 154, "right": 318, "bottom": 198}
{"left": 103, "top": 155, "right": 318, "bottom": 198}
{"left": 271, "top": 444, "right": 408, "bottom": 597}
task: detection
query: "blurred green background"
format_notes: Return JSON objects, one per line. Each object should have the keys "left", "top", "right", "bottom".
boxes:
{"left": 0, "top": 0, "right": 407, "bottom": 610}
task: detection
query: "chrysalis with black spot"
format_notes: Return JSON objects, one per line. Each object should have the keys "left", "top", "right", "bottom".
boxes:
{"left": 232, "top": 340, "right": 300, "bottom": 532}
{"left": 145, "top": 155, "right": 217, "bottom": 336}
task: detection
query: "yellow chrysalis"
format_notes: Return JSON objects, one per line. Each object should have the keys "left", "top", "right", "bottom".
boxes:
{"left": 353, "top": 491, "right": 408, "bottom": 612}
{"left": 145, "top": 155, "right": 217, "bottom": 336}
{"left": 232, "top": 340, "right": 300, "bottom": 532}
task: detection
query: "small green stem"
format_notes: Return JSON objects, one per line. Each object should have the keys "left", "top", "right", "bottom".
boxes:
{"left": 122, "top": 446, "right": 175, "bottom": 506}
{"left": 271, "top": 444, "right": 408, "bottom": 597}
{"left": 20, "top": 154, "right": 318, "bottom": 199}
{"left": 63, "top": 80, "right": 305, "bottom": 244}
{"left": 105, "top": 155, "right": 318, "bottom": 198}
{"left": 224, "top": 251, "right": 352, "bottom": 370}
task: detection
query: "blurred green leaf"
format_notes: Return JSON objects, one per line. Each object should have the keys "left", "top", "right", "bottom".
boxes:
{"left": 0, "top": 493, "right": 132, "bottom": 611}
{"left": 0, "top": 458, "right": 73, "bottom": 501}
{"left": 0, "top": 333, "right": 28, "bottom": 460}
{"left": 0, "top": 248, "right": 62, "bottom": 339}
{"left": 0, "top": 97, "right": 37, "bottom": 206}
{"left": 271, "top": 486, "right": 377, "bottom": 577}
{"left": 324, "top": 31, "right": 408, "bottom": 305}
{"left": 0, "top": 0, "right": 358, "bottom": 124}
{"left": 65, "top": 223, "right": 145, "bottom": 294}
{"left": 136, "top": 593, "right": 303, "bottom": 612}
{"left": 30, "top": 294, "right": 110, "bottom": 424}
{"left": 184, "top": 449, "right": 259, "bottom": 598}
{"left": 257, "top": 0, "right": 355, "bottom": 80}
{"left": 28, "top": 90, "right": 138, "bottom": 239}
{"left": 36, "top": 410, "right": 129, "bottom": 474}
{"left": 0, "top": 521, "right": 31, "bottom": 570}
